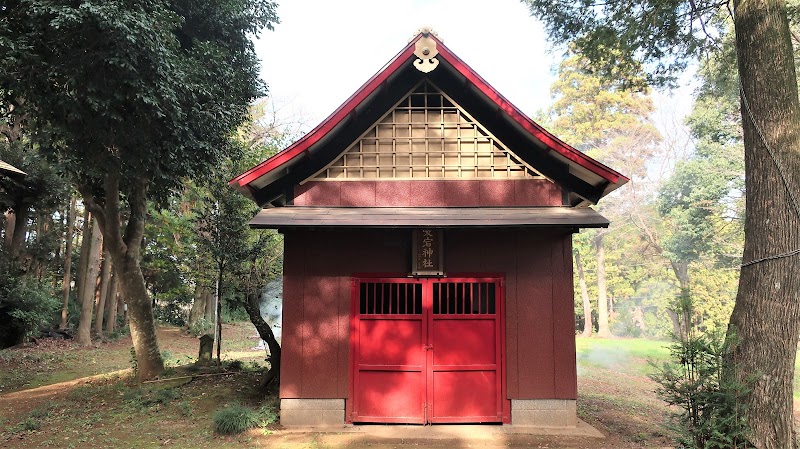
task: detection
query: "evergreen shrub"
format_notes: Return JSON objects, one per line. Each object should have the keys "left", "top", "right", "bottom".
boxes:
{"left": 650, "top": 294, "right": 753, "bottom": 448}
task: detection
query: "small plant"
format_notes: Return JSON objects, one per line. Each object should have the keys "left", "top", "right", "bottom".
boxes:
{"left": 178, "top": 400, "right": 193, "bottom": 417}
{"left": 18, "top": 417, "right": 41, "bottom": 431}
{"left": 28, "top": 406, "right": 51, "bottom": 420}
{"left": 106, "top": 329, "right": 124, "bottom": 341}
{"left": 650, "top": 293, "right": 753, "bottom": 449}
{"left": 189, "top": 318, "right": 212, "bottom": 337}
{"left": 257, "top": 404, "right": 278, "bottom": 427}
{"left": 223, "top": 359, "right": 244, "bottom": 371}
{"left": 213, "top": 404, "right": 259, "bottom": 435}
{"left": 123, "top": 387, "right": 179, "bottom": 411}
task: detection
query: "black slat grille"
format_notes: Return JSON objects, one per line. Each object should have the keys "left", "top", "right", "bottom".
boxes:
{"left": 432, "top": 282, "right": 496, "bottom": 315}
{"left": 359, "top": 282, "right": 423, "bottom": 315}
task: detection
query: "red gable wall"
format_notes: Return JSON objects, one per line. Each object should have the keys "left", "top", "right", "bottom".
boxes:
{"left": 294, "top": 179, "right": 563, "bottom": 207}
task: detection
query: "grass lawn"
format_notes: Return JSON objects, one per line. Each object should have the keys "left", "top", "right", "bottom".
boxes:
{"left": 5, "top": 328, "right": 791, "bottom": 448}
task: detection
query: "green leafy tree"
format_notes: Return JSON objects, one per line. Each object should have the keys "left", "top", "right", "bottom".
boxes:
{"left": 544, "top": 53, "right": 662, "bottom": 338}
{"left": 192, "top": 134, "right": 284, "bottom": 384}
{"left": 0, "top": 247, "right": 59, "bottom": 348}
{"left": 523, "top": 2, "right": 800, "bottom": 446}
{"left": 1, "top": 1, "right": 278, "bottom": 380}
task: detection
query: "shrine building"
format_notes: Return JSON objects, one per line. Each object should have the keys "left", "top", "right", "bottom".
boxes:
{"left": 230, "top": 30, "right": 628, "bottom": 427}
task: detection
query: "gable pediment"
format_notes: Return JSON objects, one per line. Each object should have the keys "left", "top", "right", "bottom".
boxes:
{"left": 311, "top": 81, "right": 544, "bottom": 181}
{"left": 231, "top": 31, "right": 628, "bottom": 207}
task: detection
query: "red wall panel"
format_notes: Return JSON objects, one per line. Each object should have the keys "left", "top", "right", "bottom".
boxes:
{"left": 375, "top": 181, "right": 412, "bottom": 206}
{"left": 279, "top": 232, "right": 305, "bottom": 398}
{"left": 552, "top": 237, "right": 578, "bottom": 398}
{"left": 279, "top": 228, "right": 577, "bottom": 401}
{"left": 293, "top": 179, "right": 562, "bottom": 207}
{"left": 515, "top": 232, "right": 556, "bottom": 397}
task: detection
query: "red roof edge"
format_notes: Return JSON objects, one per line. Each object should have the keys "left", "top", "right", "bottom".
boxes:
{"left": 229, "top": 35, "right": 423, "bottom": 189}
{"left": 430, "top": 37, "right": 628, "bottom": 185}
{"left": 231, "top": 32, "right": 630, "bottom": 191}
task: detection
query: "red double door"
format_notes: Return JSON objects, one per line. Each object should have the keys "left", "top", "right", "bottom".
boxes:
{"left": 350, "top": 277, "right": 505, "bottom": 424}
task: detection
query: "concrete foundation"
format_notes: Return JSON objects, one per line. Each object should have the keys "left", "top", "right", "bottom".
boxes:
{"left": 280, "top": 399, "right": 345, "bottom": 426}
{"left": 511, "top": 399, "right": 577, "bottom": 428}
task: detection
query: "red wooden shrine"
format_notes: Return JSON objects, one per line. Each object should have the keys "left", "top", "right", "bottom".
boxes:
{"left": 232, "top": 30, "right": 628, "bottom": 427}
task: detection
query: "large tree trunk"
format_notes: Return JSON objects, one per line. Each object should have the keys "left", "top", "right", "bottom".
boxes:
{"left": 726, "top": 3, "right": 800, "bottom": 448}
{"left": 76, "top": 218, "right": 102, "bottom": 345}
{"left": 60, "top": 196, "right": 77, "bottom": 329}
{"left": 9, "top": 203, "right": 28, "bottom": 257}
{"left": 2, "top": 210, "right": 14, "bottom": 249}
{"left": 204, "top": 286, "right": 215, "bottom": 326}
{"left": 187, "top": 284, "right": 208, "bottom": 331}
{"left": 115, "top": 252, "right": 164, "bottom": 379}
{"left": 595, "top": 233, "right": 611, "bottom": 338}
{"left": 82, "top": 175, "right": 164, "bottom": 380}
{"left": 243, "top": 289, "right": 281, "bottom": 388}
{"left": 575, "top": 251, "right": 593, "bottom": 337}
{"left": 94, "top": 248, "right": 111, "bottom": 336}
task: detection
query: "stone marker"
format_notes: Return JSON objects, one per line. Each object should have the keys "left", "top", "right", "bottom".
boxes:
{"left": 198, "top": 334, "right": 214, "bottom": 365}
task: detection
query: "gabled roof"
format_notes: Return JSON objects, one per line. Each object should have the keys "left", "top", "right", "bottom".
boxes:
{"left": 0, "top": 159, "right": 26, "bottom": 179}
{"left": 231, "top": 31, "right": 628, "bottom": 207}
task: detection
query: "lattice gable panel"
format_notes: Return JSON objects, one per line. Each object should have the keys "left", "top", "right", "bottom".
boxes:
{"left": 311, "top": 81, "right": 544, "bottom": 180}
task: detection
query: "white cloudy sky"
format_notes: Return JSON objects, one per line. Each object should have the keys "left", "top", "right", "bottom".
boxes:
{"left": 253, "top": 0, "right": 693, "bottom": 138}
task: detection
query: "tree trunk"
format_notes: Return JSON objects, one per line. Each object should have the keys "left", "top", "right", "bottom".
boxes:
{"left": 595, "top": 233, "right": 611, "bottom": 338}
{"left": 726, "top": 2, "right": 800, "bottom": 448}
{"left": 94, "top": 248, "right": 111, "bottom": 336}
{"left": 35, "top": 212, "right": 47, "bottom": 280}
{"left": 243, "top": 289, "right": 281, "bottom": 388}
{"left": 9, "top": 203, "right": 28, "bottom": 257}
{"left": 76, "top": 218, "right": 102, "bottom": 345}
{"left": 103, "top": 269, "right": 114, "bottom": 325}
{"left": 60, "top": 196, "right": 77, "bottom": 329}
{"left": 82, "top": 175, "right": 164, "bottom": 380}
{"left": 204, "top": 286, "right": 215, "bottom": 325}
{"left": 114, "top": 252, "right": 164, "bottom": 379}
{"left": 187, "top": 284, "right": 207, "bottom": 331}
{"left": 669, "top": 260, "right": 691, "bottom": 340}
{"left": 2, "top": 210, "right": 14, "bottom": 249}
{"left": 75, "top": 208, "right": 92, "bottom": 317}
{"left": 215, "top": 269, "right": 223, "bottom": 363}
{"left": 575, "top": 251, "right": 593, "bottom": 337}
{"left": 106, "top": 271, "right": 119, "bottom": 334}
{"left": 119, "top": 291, "right": 127, "bottom": 327}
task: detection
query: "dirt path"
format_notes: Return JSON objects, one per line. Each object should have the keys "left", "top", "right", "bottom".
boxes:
{"left": 1, "top": 328, "right": 681, "bottom": 448}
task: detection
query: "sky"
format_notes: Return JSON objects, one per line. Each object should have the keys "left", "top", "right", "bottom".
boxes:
{"left": 253, "top": 0, "right": 693, "bottom": 140}
{"left": 253, "top": 0, "right": 557, "bottom": 126}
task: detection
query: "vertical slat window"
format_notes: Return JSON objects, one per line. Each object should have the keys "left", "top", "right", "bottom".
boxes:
{"left": 432, "top": 281, "right": 497, "bottom": 315}
{"left": 359, "top": 282, "right": 423, "bottom": 315}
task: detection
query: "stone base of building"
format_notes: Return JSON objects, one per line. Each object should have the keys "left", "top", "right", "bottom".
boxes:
{"left": 511, "top": 399, "right": 577, "bottom": 428}
{"left": 280, "top": 399, "right": 345, "bottom": 426}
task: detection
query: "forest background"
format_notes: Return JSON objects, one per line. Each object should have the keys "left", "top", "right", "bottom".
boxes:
{"left": 3, "top": 1, "right": 796, "bottom": 447}
{"left": 0, "top": 2, "right": 746, "bottom": 362}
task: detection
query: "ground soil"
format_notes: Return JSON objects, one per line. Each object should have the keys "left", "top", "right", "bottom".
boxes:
{"left": 0, "top": 326, "right": 764, "bottom": 448}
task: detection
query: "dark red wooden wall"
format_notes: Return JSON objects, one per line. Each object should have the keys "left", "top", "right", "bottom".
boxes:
{"left": 280, "top": 227, "right": 577, "bottom": 401}
{"left": 293, "top": 179, "right": 563, "bottom": 207}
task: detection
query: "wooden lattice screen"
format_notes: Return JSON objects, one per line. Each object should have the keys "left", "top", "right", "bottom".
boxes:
{"left": 312, "top": 81, "right": 543, "bottom": 180}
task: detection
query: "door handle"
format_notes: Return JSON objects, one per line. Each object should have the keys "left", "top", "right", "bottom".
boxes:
{"left": 423, "top": 344, "right": 433, "bottom": 351}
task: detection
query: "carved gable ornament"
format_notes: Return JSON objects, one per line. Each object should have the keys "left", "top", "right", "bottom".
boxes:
{"left": 413, "top": 34, "right": 439, "bottom": 73}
